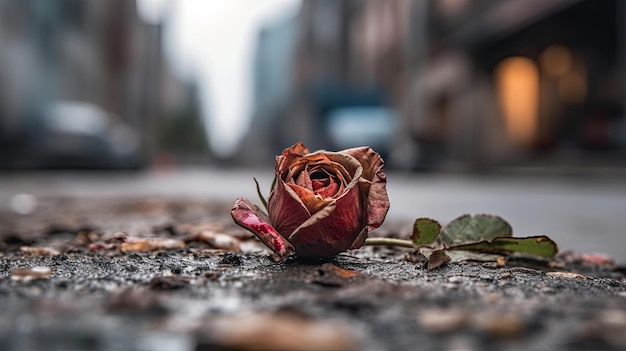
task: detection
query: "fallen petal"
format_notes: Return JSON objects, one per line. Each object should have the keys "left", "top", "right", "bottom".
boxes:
{"left": 20, "top": 246, "right": 61, "bottom": 256}
{"left": 579, "top": 253, "right": 615, "bottom": 266}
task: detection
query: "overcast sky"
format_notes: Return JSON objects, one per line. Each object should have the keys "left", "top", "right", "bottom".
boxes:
{"left": 137, "top": 0, "right": 300, "bottom": 158}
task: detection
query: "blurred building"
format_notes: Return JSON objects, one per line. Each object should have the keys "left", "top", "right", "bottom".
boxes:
{"left": 0, "top": 0, "right": 204, "bottom": 169}
{"left": 157, "top": 66, "right": 208, "bottom": 164}
{"left": 236, "top": 8, "right": 299, "bottom": 165}
{"left": 243, "top": 0, "right": 626, "bottom": 171}
{"left": 400, "top": 0, "right": 626, "bottom": 171}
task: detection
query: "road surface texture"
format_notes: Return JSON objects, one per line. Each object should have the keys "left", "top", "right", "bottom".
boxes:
{"left": 2, "top": 168, "right": 625, "bottom": 262}
{"left": 0, "top": 169, "right": 625, "bottom": 350}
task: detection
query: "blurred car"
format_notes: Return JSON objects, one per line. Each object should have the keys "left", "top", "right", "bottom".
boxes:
{"left": 325, "top": 106, "right": 396, "bottom": 159}
{"left": 0, "top": 100, "right": 146, "bottom": 169}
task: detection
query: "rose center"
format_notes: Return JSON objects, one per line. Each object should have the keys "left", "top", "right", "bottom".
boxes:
{"left": 309, "top": 171, "right": 328, "bottom": 190}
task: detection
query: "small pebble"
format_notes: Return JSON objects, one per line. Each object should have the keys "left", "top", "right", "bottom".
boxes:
{"left": 10, "top": 193, "right": 37, "bottom": 215}
{"left": 219, "top": 253, "right": 242, "bottom": 265}
{"left": 479, "top": 275, "right": 493, "bottom": 282}
{"left": 448, "top": 276, "right": 464, "bottom": 284}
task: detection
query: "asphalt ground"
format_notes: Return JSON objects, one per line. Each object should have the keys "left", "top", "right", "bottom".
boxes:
{"left": 0, "top": 195, "right": 625, "bottom": 351}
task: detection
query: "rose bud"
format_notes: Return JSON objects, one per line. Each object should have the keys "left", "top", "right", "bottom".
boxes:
{"left": 231, "top": 142, "right": 390, "bottom": 260}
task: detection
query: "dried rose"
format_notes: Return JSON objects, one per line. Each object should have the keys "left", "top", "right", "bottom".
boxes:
{"left": 231, "top": 142, "right": 390, "bottom": 260}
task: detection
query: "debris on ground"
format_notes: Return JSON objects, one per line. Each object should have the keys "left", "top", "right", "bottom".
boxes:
{"left": 0, "top": 197, "right": 624, "bottom": 351}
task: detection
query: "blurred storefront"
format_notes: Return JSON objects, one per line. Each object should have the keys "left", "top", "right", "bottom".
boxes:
{"left": 400, "top": 0, "right": 626, "bottom": 171}
{"left": 243, "top": 0, "right": 626, "bottom": 171}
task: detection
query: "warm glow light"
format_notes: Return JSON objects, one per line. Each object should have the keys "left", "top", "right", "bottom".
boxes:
{"left": 495, "top": 57, "right": 539, "bottom": 146}
{"left": 540, "top": 45, "right": 572, "bottom": 77}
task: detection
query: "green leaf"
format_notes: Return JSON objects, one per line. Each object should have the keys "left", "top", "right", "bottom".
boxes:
{"left": 448, "top": 235, "right": 558, "bottom": 258}
{"left": 254, "top": 177, "right": 268, "bottom": 211}
{"left": 427, "top": 249, "right": 451, "bottom": 271}
{"left": 441, "top": 214, "right": 512, "bottom": 246}
{"left": 411, "top": 218, "right": 441, "bottom": 246}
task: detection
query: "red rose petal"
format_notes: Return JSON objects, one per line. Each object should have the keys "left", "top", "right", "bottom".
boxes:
{"left": 231, "top": 197, "right": 295, "bottom": 260}
{"left": 315, "top": 181, "right": 339, "bottom": 198}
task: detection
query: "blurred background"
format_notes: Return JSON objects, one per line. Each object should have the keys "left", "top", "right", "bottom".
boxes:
{"left": 1, "top": 0, "right": 626, "bottom": 260}
{"left": 1, "top": 0, "right": 625, "bottom": 170}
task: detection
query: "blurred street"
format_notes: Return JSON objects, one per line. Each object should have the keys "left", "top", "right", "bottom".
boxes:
{"left": 1, "top": 168, "right": 625, "bottom": 264}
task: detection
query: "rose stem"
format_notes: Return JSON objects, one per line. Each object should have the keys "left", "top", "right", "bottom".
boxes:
{"left": 364, "top": 238, "right": 416, "bottom": 248}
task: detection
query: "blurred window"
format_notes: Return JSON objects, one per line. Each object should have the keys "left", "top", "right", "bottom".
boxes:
{"left": 495, "top": 56, "right": 539, "bottom": 146}
{"left": 326, "top": 106, "right": 395, "bottom": 151}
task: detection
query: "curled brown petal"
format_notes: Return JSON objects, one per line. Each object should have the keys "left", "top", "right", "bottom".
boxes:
{"left": 276, "top": 142, "right": 310, "bottom": 177}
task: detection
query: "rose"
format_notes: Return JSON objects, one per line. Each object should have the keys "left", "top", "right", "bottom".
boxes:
{"left": 231, "top": 142, "right": 390, "bottom": 260}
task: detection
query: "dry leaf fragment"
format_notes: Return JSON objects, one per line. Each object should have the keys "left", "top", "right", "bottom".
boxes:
{"left": 201, "top": 312, "right": 360, "bottom": 351}
{"left": 20, "top": 246, "right": 61, "bottom": 256}
{"left": 427, "top": 250, "right": 451, "bottom": 271}
{"left": 547, "top": 261, "right": 565, "bottom": 269}
{"left": 311, "top": 263, "right": 361, "bottom": 287}
{"left": 88, "top": 242, "right": 117, "bottom": 251}
{"left": 546, "top": 271, "right": 587, "bottom": 279}
{"left": 196, "top": 230, "right": 241, "bottom": 251}
{"left": 121, "top": 238, "right": 186, "bottom": 253}
{"left": 11, "top": 266, "right": 52, "bottom": 281}
{"left": 404, "top": 250, "right": 428, "bottom": 264}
